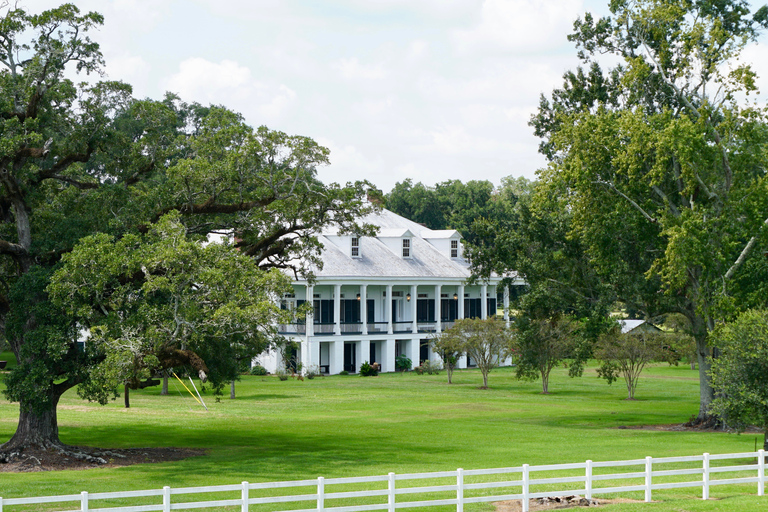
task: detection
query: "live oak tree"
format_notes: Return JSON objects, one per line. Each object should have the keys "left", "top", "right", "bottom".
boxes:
{"left": 0, "top": 4, "right": 374, "bottom": 455}
{"left": 532, "top": 0, "right": 768, "bottom": 424}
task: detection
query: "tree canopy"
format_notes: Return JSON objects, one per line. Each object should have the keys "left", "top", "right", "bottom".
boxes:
{"left": 528, "top": 0, "right": 768, "bottom": 423}
{"left": 0, "top": 3, "right": 374, "bottom": 454}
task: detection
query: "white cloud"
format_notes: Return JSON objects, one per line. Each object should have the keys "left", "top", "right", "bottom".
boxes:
{"left": 454, "top": 0, "right": 583, "bottom": 54}
{"left": 162, "top": 58, "right": 297, "bottom": 123}
{"left": 332, "top": 58, "right": 387, "bottom": 81}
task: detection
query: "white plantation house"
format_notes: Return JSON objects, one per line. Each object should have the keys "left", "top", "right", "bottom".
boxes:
{"left": 256, "top": 208, "right": 524, "bottom": 375}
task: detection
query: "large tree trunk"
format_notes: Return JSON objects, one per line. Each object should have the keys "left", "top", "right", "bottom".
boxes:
{"left": 1, "top": 394, "right": 63, "bottom": 453}
{"left": 161, "top": 372, "right": 169, "bottom": 395}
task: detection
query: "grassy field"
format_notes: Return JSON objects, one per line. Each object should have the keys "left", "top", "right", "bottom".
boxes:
{"left": 0, "top": 362, "right": 766, "bottom": 511}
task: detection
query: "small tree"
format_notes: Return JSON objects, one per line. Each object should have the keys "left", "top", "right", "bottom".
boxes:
{"left": 452, "top": 318, "right": 511, "bottom": 389}
{"left": 513, "top": 315, "right": 578, "bottom": 394}
{"left": 595, "top": 327, "right": 669, "bottom": 400}
{"left": 709, "top": 310, "right": 768, "bottom": 450}
{"left": 430, "top": 331, "right": 464, "bottom": 384}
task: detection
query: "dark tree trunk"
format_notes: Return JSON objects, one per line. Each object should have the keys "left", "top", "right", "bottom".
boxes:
{"left": 230, "top": 380, "right": 235, "bottom": 400}
{"left": 161, "top": 373, "right": 169, "bottom": 395}
{"left": 124, "top": 384, "right": 130, "bottom": 408}
{"left": 1, "top": 393, "right": 63, "bottom": 452}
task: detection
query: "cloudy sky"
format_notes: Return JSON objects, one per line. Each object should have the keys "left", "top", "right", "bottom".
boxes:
{"left": 22, "top": 1, "right": 768, "bottom": 193}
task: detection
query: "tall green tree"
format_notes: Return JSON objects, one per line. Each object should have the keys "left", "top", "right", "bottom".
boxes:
{"left": 532, "top": 0, "right": 768, "bottom": 424}
{"left": 0, "top": 4, "right": 374, "bottom": 455}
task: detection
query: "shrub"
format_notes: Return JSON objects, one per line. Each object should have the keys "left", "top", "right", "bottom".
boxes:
{"left": 421, "top": 360, "right": 442, "bottom": 375}
{"left": 304, "top": 365, "right": 322, "bottom": 379}
{"left": 359, "top": 361, "right": 378, "bottom": 377}
{"left": 250, "top": 365, "right": 268, "bottom": 376}
{"left": 276, "top": 369, "right": 290, "bottom": 381}
{"left": 338, "top": 370, "right": 349, "bottom": 376}
{"left": 395, "top": 354, "right": 412, "bottom": 372}
{"left": 414, "top": 365, "right": 424, "bottom": 375}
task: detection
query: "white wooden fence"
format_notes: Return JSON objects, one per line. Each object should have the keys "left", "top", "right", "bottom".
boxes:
{"left": 0, "top": 450, "right": 765, "bottom": 512}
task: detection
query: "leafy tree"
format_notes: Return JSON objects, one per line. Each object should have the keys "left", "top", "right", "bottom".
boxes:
{"left": 0, "top": 4, "right": 374, "bottom": 455}
{"left": 595, "top": 328, "right": 672, "bottom": 400}
{"left": 709, "top": 310, "right": 768, "bottom": 449}
{"left": 429, "top": 330, "right": 464, "bottom": 384}
{"left": 449, "top": 317, "right": 512, "bottom": 389}
{"left": 531, "top": 0, "right": 768, "bottom": 423}
{"left": 513, "top": 315, "right": 579, "bottom": 394}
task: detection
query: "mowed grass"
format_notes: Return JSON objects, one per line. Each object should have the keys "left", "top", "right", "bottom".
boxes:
{"left": 0, "top": 363, "right": 766, "bottom": 512}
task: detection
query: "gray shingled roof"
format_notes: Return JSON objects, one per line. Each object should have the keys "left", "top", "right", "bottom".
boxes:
{"left": 309, "top": 209, "right": 473, "bottom": 280}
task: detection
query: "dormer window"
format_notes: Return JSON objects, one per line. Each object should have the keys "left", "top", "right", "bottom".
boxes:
{"left": 351, "top": 236, "right": 360, "bottom": 258}
{"left": 451, "top": 240, "right": 459, "bottom": 258}
{"left": 402, "top": 238, "right": 411, "bottom": 258}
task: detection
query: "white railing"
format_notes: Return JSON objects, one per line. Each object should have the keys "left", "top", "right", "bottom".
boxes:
{"left": 0, "top": 451, "right": 765, "bottom": 512}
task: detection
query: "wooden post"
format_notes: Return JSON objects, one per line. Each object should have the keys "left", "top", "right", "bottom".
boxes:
{"left": 585, "top": 460, "right": 592, "bottom": 500}
{"left": 80, "top": 491, "right": 88, "bottom": 512}
{"left": 388, "top": 472, "right": 396, "bottom": 512}
{"left": 456, "top": 468, "right": 464, "bottom": 512}
{"left": 163, "top": 486, "right": 171, "bottom": 512}
{"left": 241, "top": 481, "right": 249, "bottom": 512}
{"left": 522, "top": 464, "right": 529, "bottom": 512}
{"left": 702, "top": 453, "right": 710, "bottom": 500}
{"left": 317, "top": 477, "right": 325, "bottom": 512}
{"left": 759, "top": 449, "right": 765, "bottom": 496}
{"left": 645, "top": 456, "right": 652, "bottom": 502}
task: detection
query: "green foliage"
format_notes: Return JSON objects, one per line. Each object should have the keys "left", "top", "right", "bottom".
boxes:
{"left": 595, "top": 328, "right": 673, "bottom": 400}
{"left": 430, "top": 331, "right": 464, "bottom": 383}
{"left": 338, "top": 370, "right": 349, "bottom": 376}
{"left": 249, "top": 365, "right": 268, "bottom": 376}
{"left": 0, "top": 3, "right": 377, "bottom": 446}
{"left": 447, "top": 317, "right": 512, "bottom": 389}
{"left": 359, "top": 361, "right": 378, "bottom": 377}
{"left": 513, "top": 315, "right": 580, "bottom": 394}
{"left": 276, "top": 370, "right": 290, "bottom": 381}
{"left": 395, "top": 354, "right": 412, "bottom": 372}
{"left": 419, "top": 360, "right": 441, "bottom": 375}
{"left": 303, "top": 365, "right": 322, "bottom": 379}
{"left": 709, "top": 310, "right": 768, "bottom": 446}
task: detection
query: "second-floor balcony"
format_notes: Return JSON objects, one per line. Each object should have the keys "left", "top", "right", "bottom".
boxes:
{"left": 277, "top": 319, "right": 465, "bottom": 336}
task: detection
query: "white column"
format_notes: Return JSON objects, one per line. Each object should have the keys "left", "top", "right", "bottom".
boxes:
{"left": 435, "top": 284, "right": 442, "bottom": 333}
{"left": 458, "top": 284, "right": 465, "bottom": 319}
{"left": 503, "top": 285, "right": 510, "bottom": 327}
{"left": 360, "top": 340, "right": 370, "bottom": 369}
{"left": 301, "top": 339, "right": 310, "bottom": 371}
{"left": 481, "top": 284, "right": 488, "bottom": 319}
{"left": 386, "top": 285, "right": 393, "bottom": 335}
{"left": 457, "top": 353, "right": 467, "bottom": 369}
{"left": 361, "top": 284, "right": 368, "bottom": 335}
{"left": 309, "top": 339, "right": 320, "bottom": 370}
{"left": 334, "top": 284, "right": 341, "bottom": 335}
{"left": 409, "top": 337, "right": 421, "bottom": 367}
{"left": 489, "top": 285, "right": 497, "bottom": 318}
{"left": 331, "top": 340, "right": 344, "bottom": 374}
{"left": 411, "top": 284, "right": 418, "bottom": 334}
{"left": 306, "top": 285, "right": 314, "bottom": 336}
{"left": 384, "top": 338, "right": 395, "bottom": 373}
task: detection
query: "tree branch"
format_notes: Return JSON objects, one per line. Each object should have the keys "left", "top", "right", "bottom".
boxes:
{"left": 595, "top": 180, "right": 657, "bottom": 223}
{"left": 724, "top": 217, "right": 768, "bottom": 281}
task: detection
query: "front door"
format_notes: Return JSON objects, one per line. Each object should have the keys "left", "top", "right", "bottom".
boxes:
{"left": 344, "top": 342, "right": 357, "bottom": 373}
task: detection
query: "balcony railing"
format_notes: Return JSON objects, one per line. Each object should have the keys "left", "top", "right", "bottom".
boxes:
{"left": 417, "top": 322, "right": 437, "bottom": 333}
{"left": 278, "top": 323, "right": 306, "bottom": 335}
{"left": 392, "top": 321, "right": 413, "bottom": 333}
{"left": 340, "top": 322, "right": 363, "bottom": 334}
{"left": 366, "top": 321, "right": 388, "bottom": 333}
{"left": 313, "top": 322, "right": 336, "bottom": 335}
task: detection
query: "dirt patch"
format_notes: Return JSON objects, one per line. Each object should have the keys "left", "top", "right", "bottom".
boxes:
{"left": 494, "top": 497, "right": 642, "bottom": 511}
{"left": 0, "top": 446, "right": 205, "bottom": 472}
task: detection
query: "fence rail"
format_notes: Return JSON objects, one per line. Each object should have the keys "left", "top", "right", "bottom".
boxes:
{"left": 1, "top": 451, "right": 765, "bottom": 512}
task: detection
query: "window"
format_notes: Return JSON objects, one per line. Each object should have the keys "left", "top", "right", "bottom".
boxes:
{"left": 402, "top": 238, "right": 411, "bottom": 258}
{"left": 451, "top": 240, "right": 459, "bottom": 258}
{"left": 351, "top": 236, "right": 360, "bottom": 257}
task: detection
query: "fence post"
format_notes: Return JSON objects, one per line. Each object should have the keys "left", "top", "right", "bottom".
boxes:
{"left": 585, "top": 460, "right": 592, "bottom": 500}
{"left": 318, "top": 476, "right": 325, "bottom": 512}
{"left": 242, "top": 481, "right": 249, "bottom": 512}
{"left": 163, "top": 486, "right": 171, "bottom": 512}
{"left": 388, "top": 472, "right": 396, "bottom": 512}
{"left": 0, "top": 495, "right": 3, "bottom": 512}
{"left": 759, "top": 449, "right": 765, "bottom": 496}
{"left": 81, "top": 491, "right": 89, "bottom": 512}
{"left": 457, "top": 468, "right": 464, "bottom": 512}
{"left": 522, "top": 464, "right": 529, "bottom": 512}
{"left": 644, "top": 456, "right": 652, "bottom": 502}
{"left": 702, "top": 453, "right": 710, "bottom": 500}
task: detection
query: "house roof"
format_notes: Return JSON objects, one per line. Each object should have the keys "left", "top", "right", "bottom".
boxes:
{"left": 619, "top": 319, "right": 661, "bottom": 334}
{"left": 305, "top": 208, "right": 499, "bottom": 282}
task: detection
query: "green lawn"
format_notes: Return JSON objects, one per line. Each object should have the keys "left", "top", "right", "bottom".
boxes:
{"left": 0, "top": 363, "right": 766, "bottom": 511}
